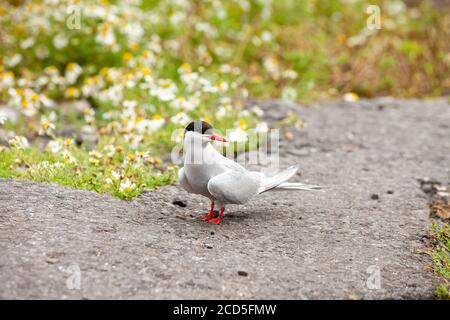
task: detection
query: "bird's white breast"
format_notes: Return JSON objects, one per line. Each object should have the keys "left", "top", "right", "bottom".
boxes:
{"left": 183, "top": 143, "right": 226, "bottom": 198}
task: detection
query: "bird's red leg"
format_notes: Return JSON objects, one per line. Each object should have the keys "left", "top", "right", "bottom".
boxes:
{"left": 198, "top": 201, "right": 215, "bottom": 221}
{"left": 208, "top": 207, "right": 225, "bottom": 224}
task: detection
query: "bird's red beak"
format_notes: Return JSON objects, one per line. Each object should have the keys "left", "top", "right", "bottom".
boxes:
{"left": 209, "top": 134, "right": 228, "bottom": 142}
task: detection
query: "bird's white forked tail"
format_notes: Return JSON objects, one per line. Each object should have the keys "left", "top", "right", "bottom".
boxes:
{"left": 258, "top": 165, "right": 321, "bottom": 194}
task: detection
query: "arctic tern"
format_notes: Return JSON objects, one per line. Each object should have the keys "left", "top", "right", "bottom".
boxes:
{"left": 178, "top": 120, "right": 320, "bottom": 224}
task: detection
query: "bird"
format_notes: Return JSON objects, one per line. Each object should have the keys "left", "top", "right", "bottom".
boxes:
{"left": 178, "top": 120, "right": 321, "bottom": 224}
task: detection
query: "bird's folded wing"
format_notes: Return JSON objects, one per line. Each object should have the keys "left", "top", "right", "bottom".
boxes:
{"left": 178, "top": 167, "right": 196, "bottom": 194}
{"left": 207, "top": 170, "right": 261, "bottom": 204}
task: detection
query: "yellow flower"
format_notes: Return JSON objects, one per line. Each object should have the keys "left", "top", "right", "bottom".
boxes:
{"left": 83, "top": 108, "right": 94, "bottom": 116}
{"left": 145, "top": 157, "right": 162, "bottom": 165}
{"left": 100, "top": 22, "right": 111, "bottom": 36}
{"left": 337, "top": 34, "right": 347, "bottom": 45}
{"left": 64, "top": 138, "right": 73, "bottom": 146}
{"left": 4, "top": 71, "right": 15, "bottom": 80}
{"left": 123, "top": 52, "right": 133, "bottom": 63}
{"left": 203, "top": 116, "right": 212, "bottom": 124}
{"left": 238, "top": 119, "right": 246, "bottom": 129}
{"left": 89, "top": 158, "right": 100, "bottom": 165}
{"left": 41, "top": 120, "right": 50, "bottom": 130}
{"left": 65, "top": 87, "right": 80, "bottom": 98}
{"left": 140, "top": 67, "right": 151, "bottom": 76}
{"left": 343, "top": 92, "right": 360, "bottom": 102}
{"left": 180, "top": 63, "right": 192, "bottom": 74}
{"left": 66, "top": 63, "right": 76, "bottom": 71}
{"left": 92, "top": 76, "right": 100, "bottom": 85}
{"left": 152, "top": 114, "right": 161, "bottom": 120}
{"left": 15, "top": 25, "right": 25, "bottom": 34}
{"left": 31, "top": 93, "right": 39, "bottom": 102}
{"left": 128, "top": 153, "right": 136, "bottom": 162}
{"left": 141, "top": 50, "right": 151, "bottom": 59}
{"left": 100, "top": 67, "right": 109, "bottom": 76}
{"left": 135, "top": 116, "right": 144, "bottom": 124}
{"left": 130, "top": 42, "right": 139, "bottom": 52}
{"left": 124, "top": 72, "right": 134, "bottom": 81}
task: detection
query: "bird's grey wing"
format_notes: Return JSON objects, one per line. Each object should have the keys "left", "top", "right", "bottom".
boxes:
{"left": 207, "top": 170, "right": 262, "bottom": 204}
{"left": 178, "top": 167, "right": 195, "bottom": 194}
{"left": 208, "top": 146, "right": 248, "bottom": 173}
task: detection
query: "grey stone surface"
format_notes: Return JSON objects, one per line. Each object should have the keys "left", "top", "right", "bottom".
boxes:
{"left": 1, "top": 98, "right": 449, "bottom": 299}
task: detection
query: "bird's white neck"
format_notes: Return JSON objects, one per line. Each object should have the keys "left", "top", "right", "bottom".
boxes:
{"left": 183, "top": 137, "right": 214, "bottom": 165}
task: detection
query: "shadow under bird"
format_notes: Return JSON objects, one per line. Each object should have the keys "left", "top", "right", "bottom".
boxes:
{"left": 178, "top": 120, "right": 321, "bottom": 224}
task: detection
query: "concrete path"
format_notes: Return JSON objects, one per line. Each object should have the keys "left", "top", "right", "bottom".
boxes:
{"left": 1, "top": 98, "right": 449, "bottom": 299}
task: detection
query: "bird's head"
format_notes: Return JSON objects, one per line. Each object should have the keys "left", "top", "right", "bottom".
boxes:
{"left": 184, "top": 120, "right": 228, "bottom": 145}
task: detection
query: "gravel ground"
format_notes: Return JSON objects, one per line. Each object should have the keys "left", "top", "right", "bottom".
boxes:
{"left": 1, "top": 97, "right": 449, "bottom": 299}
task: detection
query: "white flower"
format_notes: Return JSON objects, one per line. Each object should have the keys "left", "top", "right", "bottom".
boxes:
{"left": 39, "top": 117, "right": 56, "bottom": 135}
{"left": 20, "top": 38, "right": 35, "bottom": 49}
{"left": 281, "top": 70, "right": 298, "bottom": 80}
{"left": 96, "top": 23, "right": 116, "bottom": 46}
{"left": 171, "top": 113, "right": 191, "bottom": 126}
{"left": 47, "top": 140, "right": 63, "bottom": 154}
{"left": 150, "top": 80, "right": 177, "bottom": 102}
{"left": 88, "top": 150, "right": 102, "bottom": 158}
{"left": 8, "top": 136, "right": 30, "bottom": 150}
{"left": 35, "top": 46, "right": 50, "bottom": 60}
{"left": 4, "top": 54, "right": 22, "bottom": 68}
{"left": 99, "top": 85, "right": 123, "bottom": 106}
{"left": 65, "top": 63, "right": 82, "bottom": 85}
{"left": 111, "top": 171, "right": 120, "bottom": 180}
{"left": 136, "top": 118, "right": 166, "bottom": 133}
{"left": 2, "top": 72, "right": 15, "bottom": 87}
{"left": 251, "top": 105, "right": 264, "bottom": 117}
{"left": 215, "top": 105, "right": 228, "bottom": 118}
{"left": 343, "top": 92, "right": 359, "bottom": 102}
{"left": 103, "top": 144, "right": 116, "bottom": 158}
{"left": 0, "top": 111, "right": 7, "bottom": 125}
{"left": 61, "top": 150, "right": 77, "bottom": 164}
{"left": 123, "top": 100, "right": 138, "bottom": 109}
{"left": 123, "top": 22, "right": 144, "bottom": 41}
{"left": 53, "top": 33, "right": 69, "bottom": 49}
{"left": 170, "top": 96, "right": 199, "bottom": 111}
{"left": 119, "top": 179, "right": 136, "bottom": 193}
{"left": 40, "top": 95, "right": 54, "bottom": 108}
{"left": 255, "top": 122, "right": 269, "bottom": 133}
{"left": 261, "top": 31, "right": 273, "bottom": 42}
{"left": 228, "top": 128, "right": 248, "bottom": 143}
{"left": 281, "top": 86, "right": 297, "bottom": 101}
{"left": 263, "top": 56, "right": 280, "bottom": 79}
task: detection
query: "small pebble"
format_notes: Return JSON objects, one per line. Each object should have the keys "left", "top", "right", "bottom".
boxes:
{"left": 237, "top": 271, "right": 248, "bottom": 277}
{"left": 371, "top": 194, "right": 379, "bottom": 200}
{"left": 387, "top": 190, "right": 394, "bottom": 194}
{"left": 205, "top": 244, "right": 213, "bottom": 249}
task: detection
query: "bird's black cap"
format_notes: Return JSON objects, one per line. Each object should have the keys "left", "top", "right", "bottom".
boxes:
{"left": 185, "top": 120, "right": 213, "bottom": 134}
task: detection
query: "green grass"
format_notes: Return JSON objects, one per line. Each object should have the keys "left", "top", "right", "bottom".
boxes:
{"left": 0, "top": 145, "right": 178, "bottom": 199}
{"left": 429, "top": 221, "right": 450, "bottom": 300}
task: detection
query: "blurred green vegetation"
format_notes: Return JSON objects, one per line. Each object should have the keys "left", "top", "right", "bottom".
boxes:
{"left": 0, "top": 0, "right": 449, "bottom": 199}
